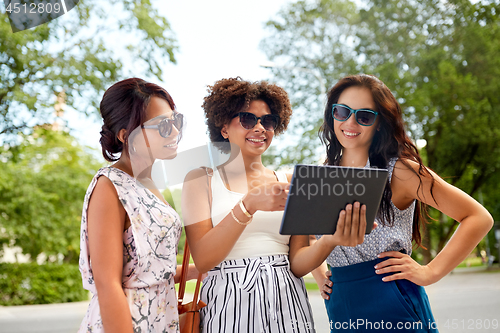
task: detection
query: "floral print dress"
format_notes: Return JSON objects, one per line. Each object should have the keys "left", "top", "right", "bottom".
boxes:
{"left": 78, "top": 167, "right": 182, "bottom": 333}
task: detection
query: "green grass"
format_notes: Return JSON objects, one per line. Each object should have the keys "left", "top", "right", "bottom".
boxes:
{"left": 456, "top": 256, "right": 486, "bottom": 268}
{"left": 305, "top": 281, "right": 319, "bottom": 291}
{"left": 175, "top": 280, "right": 199, "bottom": 295}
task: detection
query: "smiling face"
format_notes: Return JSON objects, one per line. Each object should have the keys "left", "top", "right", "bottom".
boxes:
{"left": 131, "top": 96, "right": 180, "bottom": 160}
{"left": 334, "top": 86, "right": 378, "bottom": 152}
{"left": 221, "top": 100, "right": 274, "bottom": 158}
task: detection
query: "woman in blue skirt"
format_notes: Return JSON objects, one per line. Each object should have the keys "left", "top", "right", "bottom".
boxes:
{"left": 316, "top": 74, "right": 493, "bottom": 332}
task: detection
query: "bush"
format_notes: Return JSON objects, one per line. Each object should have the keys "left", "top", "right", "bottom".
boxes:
{"left": 0, "top": 262, "right": 88, "bottom": 305}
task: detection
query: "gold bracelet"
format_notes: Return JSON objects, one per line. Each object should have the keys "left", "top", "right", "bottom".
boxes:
{"left": 239, "top": 199, "right": 252, "bottom": 218}
{"left": 230, "top": 208, "right": 252, "bottom": 226}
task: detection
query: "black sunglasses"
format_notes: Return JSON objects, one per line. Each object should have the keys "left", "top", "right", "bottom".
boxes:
{"left": 142, "top": 112, "right": 183, "bottom": 137}
{"left": 332, "top": 104, "right": 378, "bottom": 126}
{"left": 232, "top": 112, "right": 280, "bottom": 131}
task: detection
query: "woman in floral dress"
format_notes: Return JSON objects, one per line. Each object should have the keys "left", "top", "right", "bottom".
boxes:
{"left": 78, "top": 78, "right": 195, "bottom": 333}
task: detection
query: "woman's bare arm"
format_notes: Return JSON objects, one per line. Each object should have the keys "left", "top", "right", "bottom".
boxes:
{"left": 87, "top": 176, "right": 133, "bottom": 333}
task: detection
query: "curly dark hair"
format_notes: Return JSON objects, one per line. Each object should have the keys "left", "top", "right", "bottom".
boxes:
{"left": 203, "top": 77, "right": 292, "bottom": 152}
{"left": 319, "top": 74, "right": 435, "bottom": 248}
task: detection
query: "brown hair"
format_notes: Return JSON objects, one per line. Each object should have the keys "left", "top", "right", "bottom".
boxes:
{"left": 319, "top": 74, "right": 435, "bottom": 248}
{"left": 203, "top": 77, "right": 292, "bottom": 152}
{"left": 99, "top": 78, "right": 176, "bottom": 162}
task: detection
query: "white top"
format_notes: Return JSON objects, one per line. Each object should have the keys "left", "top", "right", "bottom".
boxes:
{"left": 210, "top": 168, "right": 290, "bottom": 260}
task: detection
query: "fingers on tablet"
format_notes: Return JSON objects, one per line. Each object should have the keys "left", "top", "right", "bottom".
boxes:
{"left": 352, "top": 202, "right": 360, "bottom": 236}
{"left": 359, "top": 204, "right": 367, "bottom": 240}
{"left": 343, "top": 204, "right": 352, "bottom": 236}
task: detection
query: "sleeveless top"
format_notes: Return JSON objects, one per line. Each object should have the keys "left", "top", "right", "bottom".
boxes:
{"left": 322, "top": 157, "right": 415, "bottom": 267}
{"left": 78, "top": 167, "right": 182, "bottom": 332}
{"left": 210, "top": 168, "right": 290, "bottom": 260}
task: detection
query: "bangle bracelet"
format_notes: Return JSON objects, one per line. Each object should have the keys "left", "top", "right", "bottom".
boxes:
{"left": 239, "top": 199, "right": 252, "bottom": 218}
{"left": 230, "top": 208, "right": 252, "bottom": 226}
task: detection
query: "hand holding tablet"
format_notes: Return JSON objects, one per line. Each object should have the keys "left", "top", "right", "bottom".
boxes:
{"left": 319, "top": 201, "right": 379, "bottom": 249}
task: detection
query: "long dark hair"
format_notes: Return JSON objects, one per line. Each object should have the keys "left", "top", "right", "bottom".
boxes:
{"left": 319, "top": 74, "right": 434, "bottom": 248}
{"left": 99, "top": 78, "right": 176, "bottom": 162}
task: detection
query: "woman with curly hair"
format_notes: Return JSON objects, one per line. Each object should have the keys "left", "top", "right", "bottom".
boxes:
{"left": 182, "top": 77, "right": 369, "bottom": 333}
{"left": 317, "top": 74, "right": 493, "bottom": 332}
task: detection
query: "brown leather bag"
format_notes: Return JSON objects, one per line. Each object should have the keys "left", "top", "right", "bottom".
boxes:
{"left": 178, "top": 240, "right": 206, "bottom": 333}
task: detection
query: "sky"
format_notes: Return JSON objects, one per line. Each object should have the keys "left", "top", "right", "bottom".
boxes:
{"left": 66, "top": 0, "right": 294, "bottom": 155}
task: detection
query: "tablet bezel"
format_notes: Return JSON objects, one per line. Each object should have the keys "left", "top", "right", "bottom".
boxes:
{"left": 279, "top": 164, "right": 388, "bottom": 235}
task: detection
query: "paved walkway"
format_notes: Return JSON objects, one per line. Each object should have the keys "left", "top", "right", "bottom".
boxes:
{"left": 0, "top": 267, "right": 498, "bottom": 333}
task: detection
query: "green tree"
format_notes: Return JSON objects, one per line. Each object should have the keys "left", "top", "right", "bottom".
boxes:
{"left": 356, "top": 0, "right": 500, "bottom": 261}
{"left": 0, "top": 128, "right": 103, "bottom": 263}
{"left": 1, "top": 0, "right": 177, "bottom": 136}
{"left": 260, "top": 0, "right": 361, "bottom": 166}
{"left": 261, "top": 0, "right": 500, "bottom": 262}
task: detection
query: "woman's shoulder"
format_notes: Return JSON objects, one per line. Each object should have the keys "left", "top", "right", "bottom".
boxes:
{"left": 98, "top": 166, "right": 133, "bottom": 179}
{"left": 185, "top": 167, "right": 213, "bottom": 179}
{"left": 90, "top": 166, "right": 141, "bottom": 201}
{"left": 91, "top": 166, "right": 133, "bottom": 191}
{"left": 392, "top": 158, "right": 419, "bottom": 179}
{"left": 392, "top": 158, "right": 435, "bottom": 191}
{"left": 84, "top": 166, "right": 115, "bottom": 196}
{"left": 183, "top": 167, "right": 214, "bottom": 190}
{"left": 393, "top": 158, "right": 430, "bottom": 175}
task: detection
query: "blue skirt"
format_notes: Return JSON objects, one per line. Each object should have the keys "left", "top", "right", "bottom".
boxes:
{"left": 325, "top": 258, "right": 438, "bottom": 333}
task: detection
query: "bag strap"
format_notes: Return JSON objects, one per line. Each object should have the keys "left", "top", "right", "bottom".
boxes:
{"left": 178, "top": 239, "right": 203, "bottom": 308}
{"left": 177, "top": 239, "right": 190, "bottom": 305}
{"left": 178, "top": 166, "right": 211, "bottom": 308}
{"left": 190, "top": 272, "right": 203, "bottom": 311}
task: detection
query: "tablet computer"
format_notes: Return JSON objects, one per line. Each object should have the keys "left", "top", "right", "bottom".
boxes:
{"left": 279, "top": 164, "right": 388, "bottom": 235}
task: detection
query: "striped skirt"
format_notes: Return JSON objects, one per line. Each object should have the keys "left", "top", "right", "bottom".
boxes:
{"left": 200, "top": 254, "right": 315, "bottom": 333}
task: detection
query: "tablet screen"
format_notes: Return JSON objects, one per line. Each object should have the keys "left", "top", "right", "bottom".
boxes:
{"left": 280, "top": 164, "right": 388, "bottom": 235}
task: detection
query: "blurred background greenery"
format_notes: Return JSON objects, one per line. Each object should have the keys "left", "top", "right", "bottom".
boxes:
{"left": 1, "top": 0, "right": 499, "bottom": 305}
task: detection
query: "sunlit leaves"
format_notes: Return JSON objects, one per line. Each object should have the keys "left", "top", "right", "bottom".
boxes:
{"left": 0, "top": 0, "right": 177, "bottom": 137}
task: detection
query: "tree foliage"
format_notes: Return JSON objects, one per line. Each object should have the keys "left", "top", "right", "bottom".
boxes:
{"left": 0, "top": 262, "right": 86, "bottom": 305}
{"left": 358, "top": 0, "right": 500, "bottom": 258}
{"left": 0, "top": 128, "right": 102, "bottom": 263}
{"left": 261, "top": 0, "right": 500, "bottom": 261}
{"left": 0, "top": 0, "right": 177, "bottom": 136}
{"left": 260, "top": 0, "right": 361, "bottom": 166}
